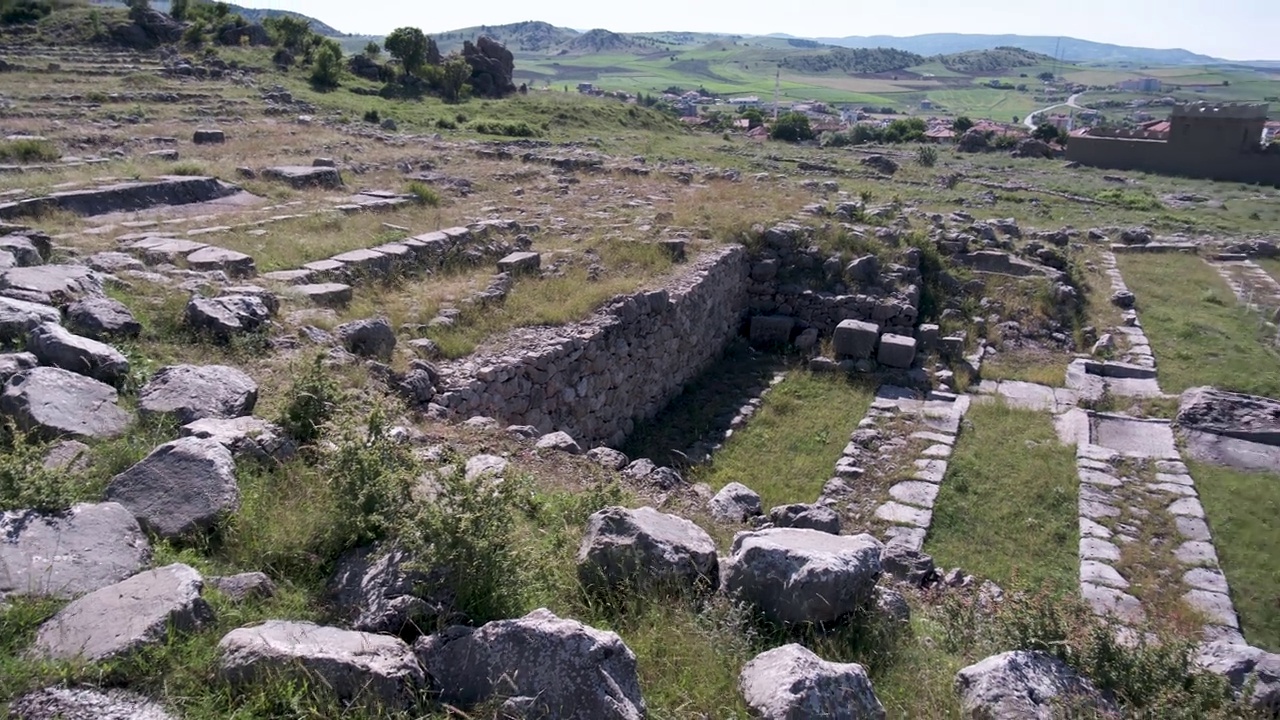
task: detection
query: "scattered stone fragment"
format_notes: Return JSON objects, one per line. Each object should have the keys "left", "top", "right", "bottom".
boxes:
{"left": 767, "top": 503, "right": 841, "bottom": 534}
{"left": 588, "top": 447, "right": 631, "bottom": 470}
{"left": 185, "top": 246, "right": 256, "bottom": 277}
{"left": 414, "top": 608, "right": 646, "bottom": 720}
{"left": 1, "top": 367, "right": 132, "bottom": 440}
{"left": 192, "top": 129, "right": 225, "bottom": 144}
{"left": 262, "top": 165, "right": 342, "bottom": 189}
{"left": 8, "top": 686, "right": 178, "bottom": 720}
{"left": 955, "top": 651, "right": 1114, "bottom": 719}
{"left": 0, "top": 350, "right": 37, "bottom": 383}
{"left": 739, "top": 643, "right": 886, "bottom": 720}
{"left": 875, "top": 585, "right": 912, "bottom": 625}
{"left": 0, "top": 502, "right": 150, "bottom": 602}
{"left": 710, "top": 482, "right": 763, "bottom": 523}
{"left": 0, "top": 295, "right": 61, "bottom": 343}
{"left": 577, "top": 506, "right": 718, "bottom": 592}
{"left": 66, "top": 296, "right": 142, "bottom": 340}
{"left": 328, "top": 543, "right": 450, "bottom": 635}
{"left": 720, "top": 528, "right": 883, "bottom": 625}
{"left": 104, "top": 437, "right": 239, "bottom": 538}
{"left": 288, "top": 282, "right": 352, "bottom": 307}
{"left": 464, "top": 453, "right": 507, "bottom": 480}
{"left": 879, "top": 545, "right": 936, "bottom": 587}
{"left": 181, "top": 415, "right": 295, "bottom": 464}
{"left": 138, "top": 364, "right": 258, "bottom": 424}
{"left": 185, "top": 295, "right": 271, "bottom": 339}
{"left": 336, "top": 316, "right": 395, "bottom": 359}
{"left": 1194, "top": 641, "right": 1280, "bottom": 713}
{"left": 219, "top": 621, "right": 424, "bottom": 712}
{"left": 209, "top": 572, "right": 277, "bottom": 602}
{"left": 536, "top": 430, "right": 582, "bottom": 454}
{"left": 31, "top": 564, "right": 213, "bottom": 662}
{"left": 26, "top": 321, "right": 129, "bottom": 385}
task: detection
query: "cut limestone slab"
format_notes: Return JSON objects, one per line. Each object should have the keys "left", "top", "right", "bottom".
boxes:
{"left": 287, "top": 282, "right": 352, "bottom": 308}
{"left": 138, "top": 364, "right": 258, "bottom": 425}
{"left": 1081, "top": 582, "right": 1144, "bottom": 624}
{"left": 749, "top": 315, "right": 794, "bottom": 347}
{"left": 1, "top": 367, "right": 132, "bottom": 440}
{"left": 31, "top": 563, "right": 213, "bottom": 662}
{"left": 1091, "top": 415, "right": 1179, "bottom": 458}
{"left": 876, "top": 333, "right": 917, "bottom": 369}
{"left": 219, "top": 621, "right": 424, "bottom": 711}
{"left": 833, "top": 319, "right": 878, "bottom": 359}
{"left": 261, "top": 166, "right": 342, "bottom": 189}
{"left": 0, "top": 502, "right": 150, "bottom": 602}
{"left": 875, "top": 501, "right": 931, "bottom": 528}
{"left": 181, "top": 416, "right": 296, "bottom": 464}
{"left": 185, "top": 246, "right": 256, "bottom": 278}
{"left": 104, "top": 437, "right": 239, "bottom": 538}
{"left": 889, "top": 481, "right": 940, "bottom": 509}
{"left": 497, "top": 251, "right": 540, "bottom": 275}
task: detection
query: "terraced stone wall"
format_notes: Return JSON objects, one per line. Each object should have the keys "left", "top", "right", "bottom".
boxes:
{"left": 435, "top": 245, "right": 750, "bottom": 447}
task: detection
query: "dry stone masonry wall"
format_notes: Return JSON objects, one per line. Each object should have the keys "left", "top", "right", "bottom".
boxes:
{"left": 433, "top": 246, "right": 750, "bottom": 447}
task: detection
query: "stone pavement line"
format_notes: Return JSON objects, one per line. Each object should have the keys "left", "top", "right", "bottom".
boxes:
{"left": 1066, "top": 251, "right": 1163, "bottom": 400}
{"left": 1207, "top": 257, "right": 1280, "bottom": 344}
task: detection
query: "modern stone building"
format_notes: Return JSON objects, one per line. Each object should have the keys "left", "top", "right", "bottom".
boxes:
{"left": 1066, "top": 102, "right": 1280, "bottom": 185}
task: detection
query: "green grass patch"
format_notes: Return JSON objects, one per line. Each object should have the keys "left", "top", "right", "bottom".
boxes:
{"left": 926, "top": 401, "right": 1078, "bottom": 595}
{"left": 1190, "top": 461, "right": 1280, "bottom": 652}
{"left": 0, "top": 138, "right": 59, "bottom": 163}
{"left": 690, "top": 371, "right": 874, "bottom": 511}
{"left": 1116, "top": 253, "right": 1280, "bottom": 399}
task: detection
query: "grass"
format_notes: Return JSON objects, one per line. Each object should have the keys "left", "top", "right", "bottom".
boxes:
{"left": 0, "top": 137, "right": 59, "bottom": 163}
{"left": 925, "top": 401, "right": 1079, "bottom": 595}
{"left": 690, "top": 371, "right": 874, "bottom": 512}
{"left": 1258, "top": 257, "right": 1280, "bottom": 288}
{"left": 1116, "top": 253, "right": 1280, "bottom": 399}
{"left": 1191, "top": 461, "right": 1280, "bottom": 652}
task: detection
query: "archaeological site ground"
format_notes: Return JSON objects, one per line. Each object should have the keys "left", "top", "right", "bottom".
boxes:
{"left": 1, "top": 5, "right": 1279, "bottom": 720}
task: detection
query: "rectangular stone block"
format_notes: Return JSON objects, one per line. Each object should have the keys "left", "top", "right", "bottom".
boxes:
{"left": 498, "top": 251, "right": 541, "bottom": 275}
{"left": 916, "top": 323, "right": 939, "bottom": 351}
{"left": 877, "top": 333, "right": 917, "bottom": 369}
{"left": 749, "top": 315, "right": 794, "bottom": 347}
{"left": 833, "top": 319, "right": 878, "bottom": 359}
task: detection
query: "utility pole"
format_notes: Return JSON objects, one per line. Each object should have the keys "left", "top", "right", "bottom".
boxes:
{"left": 773, "top": 68, "right": 780, "bottom": 121}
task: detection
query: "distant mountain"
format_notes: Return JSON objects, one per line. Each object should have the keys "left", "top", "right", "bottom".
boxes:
{"left": 433, "top": 21, "right": 579, "bottom": 53}
{"left": 93, "top": 1, "right": 348, "bottom": 36}
{"left": 811, "top": 33, "right": 1220, "bottom": 65}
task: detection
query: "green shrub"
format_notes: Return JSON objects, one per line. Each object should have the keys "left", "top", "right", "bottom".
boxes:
{"left": 0, "top": 138, "right": 59, "bottom": 163}
{"left": 168, "top": 161, "right": 205, "bottom": 176}
{"left": 362, "top": 108, "right": 380, "bottom": 124}
{"left": 405, "top": 180, "right": 440, "bottom": 207}
{"left": 0, "top": 423, "right": 96, "bottom": 512}
{"left": 470, "top": 120, "right": 539, "bottom": 138}
{"left": 917, "top": 144, "right": 939, "bottom": 167}
{"left": 277, "top": 354, "right": 341, "bottom": 444}
{"left": 309, "top": 39, "right": 343, "bottom": 91}
{"left": 325, "top": 408, "right": 418, "bottom": 550}
{"left": 769, "top": 111, "right": 814, "bottom": 142}
{"left": 1, "top": 0, "right": 51, "bottom": 24}
{"left": 434, "top": 117, "right": 457, "bottom": 130}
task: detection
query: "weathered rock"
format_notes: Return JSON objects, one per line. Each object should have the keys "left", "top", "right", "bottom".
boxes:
{"left": 497, "top": 251, "right": 540, "bottom": 275}
{"left": 104, "top": 437, "right": 239, "bottom": 538}
{"left": 208, "top": 572, "right": 277, "bottom": 602}
{"left": 1177, "top": 386, "right": 1280, "bottom": 447}
{"left": 0, "top": 350, "right": 37, "bottom": 383}
{"left": 0, "top": 502, "right": 150, "bottom": 602}
{"left": 1011, "top": 138, "right": 1054, "bottom": 159}
{"left": 879, "top": 544, "right": 936, "bottom": 586}
{"left": 185, "top": 246, "right": 256, "bottom": 278}
{"left": 0, "top": 295, "right": 60, "bottom": 343}
{"left": 834, "top": 319, "right": 879, "bottom": 359}
{"left": 739, "top": 643, "right": 885, "bottom": 720}
{"left": 219, "top": 621, "right": 424, "bottom": 711}
{"left": 874, "top": 585, "right": 911, "bottom": 625}
{"left": 192, "top": 129, "right": 225, "bottom": 144}
{"left": 288, "top": 282, "right": 352, "bottom": 308}
{"left": 414, "top": 608, "right": 645, "bottom": 719}
{"left": 876, "top": 333, "right": 917, "bottom": 369}
{"left": 1110, "top": 290, "right": 1135, "bottom": 309}
{"left": 464, "top": 453, "right": 508, "bottom": 480}
{"left": 26, "top": 321, "right": 129, "bottom": 386}
{"left": 861, "top": 154, "right": 899, "bottom": 174}
{"left": 138, "top": 364, "right": 258, "bottom": 425}
{"left": 42, "top": 438, "right": 92, "bottom": 473}
{"left": 31, "top": 563, "right": 212, "bottom": 662}
{"left": 536, "top": 430, "right": 583, "bottom": 454}
{"left": 328, "top": 543, "right": 451, "bottom": 636}
{"left": 336, "top": 317, "right": 396, "bottom": 359}
{"left": 1, "top": 367, "right": 132, "bottom": 440}
{"left": 180, "top": 415, "right": 295, "bottom": 464}
{"left": 710, "top": 482, "right": 763, "bottom": 523}
{"left": 720, "top": 528, "right": 884, "bottom": 625}
{"left": 1194, "top": 641, "right": 1280, "bottom": 714}
{"left": 847, "top": 254, "right": 881, "bottom": 284}
{"left": 8, "top": 686, "right": 178, "bottom": 720}
{"left": 768, "top": 503, "right": 841, "bottom": 534}
{"left": 462, "top": 36, "right": 517, "bottom": 98}
{"left": 185, "top": 295, "right": 271, "bottom": 339}
{"left": 587, "top": 446, "right": 630, "bottom": 470}
{"left": 0, "top": 234, "right": 43, "bottom": 266}
{"left": 954, "top": 651, "right": 1113, "bottom": 719}
{"left": 0, "top": 265, "right": 103, "bottom": 306}
{"left": 66, "top": 296, "right": 142, "bottom": 340}
{"left": 261, "top": 166, "right": 342, "bottom": 189}
{"left": 750, "top": 315, "right": 795, "bottom": 347}
{"left": 577, "top": 506, "right": 718, "bottom": 592}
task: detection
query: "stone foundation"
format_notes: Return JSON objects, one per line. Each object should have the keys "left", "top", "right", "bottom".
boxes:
{"left": 434, "top": 246, "right": 750, "bottom": 447}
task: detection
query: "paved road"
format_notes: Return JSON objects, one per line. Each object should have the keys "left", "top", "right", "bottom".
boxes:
{"left": 1024, "top": 92, "right": 1085, "bottom": 130}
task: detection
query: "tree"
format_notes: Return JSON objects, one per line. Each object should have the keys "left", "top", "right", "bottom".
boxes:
{"left": 385, "top": 26, "right": 428, "bottom": 75}
{"left": 263, "top": 15, "right": 312, "bottom": 53}
{"left": 435, "top": 56, "right": 471, "bottom": 103}
{"left": 1032, "top": 122, "right": 1061, "bottom": 142}
{"left": 126, "top": 0, "right": 150, "bottom": 21}
{"left": 364, "top": 41, "right": 381, "bottom": 58}
{"left": 740, "top": 107, "right": 764, "bottom": 129}
{"left": 770, "top": 112, "right": 814, "bottom": 142}
{"left": 1037, "top": 71, "right": 1055, "bottom": 82}
{"left": 952, "top": 116, "right": 975, "bottom": 134}
{"left": 310, "top": 39, "right": 343, "bottom": 90}
{"left": 169, "top": 0, "right": 189, "bottom": 21}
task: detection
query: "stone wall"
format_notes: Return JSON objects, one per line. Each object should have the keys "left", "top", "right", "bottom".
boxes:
{"left": 1066, "top": 135, "right": 1280, "bottom": 186}
{"left": 433, "top": 245, "right": 750, "bottom": 447}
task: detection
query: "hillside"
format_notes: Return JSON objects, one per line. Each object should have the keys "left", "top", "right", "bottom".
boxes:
{"left": 813, "top": 33, "right": 1219, "bottom": 65}
{"left": 88, "top": 0, "right": 347, "bottom": 36}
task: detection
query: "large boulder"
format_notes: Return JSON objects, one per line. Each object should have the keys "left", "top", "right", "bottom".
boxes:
{"left": 185, "top": 295, "right": 271, "bottom": 340}
{"left": 462, "top": 36, "right": 516, "bottom": 98}
{"left": 0, "top": 265, "right": 103, "bottom": 306}
{"left": 138, "top": 364, "right": 258, "bottom": 425}
{"left": 414, "top": 608, "right": 645, "bottom": 719}
{"left": 26, "top": 321, "right": 129, "bottom": 386}
{"left": 1194, "top": 641, "right": 1280, "bottom": 714}
{"left": 576, "top": 506, "right": 719, "bottom": 592}
{"left": 709, "top": 482, "right": 763, "bottom": 523}
{"left": 30, "top": 563, "right": 213, "bottom": 662}
{"left": 1011, "top": 138, "right": 1054, "bottom": 159}
{"left": 336, "top": 317, "right": 396, "bottom": 359}
{"left": 218, "top": 620, "right": 425, "bottom": 712}
{"left": 327, "top": 543, "right": 452, "bottom": 637}
{"left": 1, "top": 367, "right": 132, "bottom": 440}
{"left": 720, "top": 528, "right": 883, "bottom": 625}
{"left": 180, "top": 415, "right": 295, "bottom": 464}
{"left": 954, "top": 651, "right": 1113, "bottom": 719}
{"left": 104, "top": 437, "right": 239, "bottom": 539}
{"left": 958, "top": 128, "right": 990, "bottom": 152}
{"left": 739, "top": 643, "right": 886, "bottom": 720}
{"left": 1177, "top": 387, "right": 1280, "bottom": 447}
{"left": 0, "top": 295, "right": 60, "bottom": 344}
{"left": 8, "top": 686, "right": 178, "bottom": 720}
{"left": 0, "top": 502, "right": 150, "bottom": 602}
{"left": 66, "top": 296, "right": 142, "bottom": 340}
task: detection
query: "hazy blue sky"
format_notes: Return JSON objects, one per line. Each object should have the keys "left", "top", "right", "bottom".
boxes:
{"left": 250, "top": 0, "right": 1275, "bottom": 60}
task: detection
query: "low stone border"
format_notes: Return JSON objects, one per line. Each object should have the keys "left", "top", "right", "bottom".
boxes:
{"left": 1207, "top": 257, "right": 1280, "bottom": 340}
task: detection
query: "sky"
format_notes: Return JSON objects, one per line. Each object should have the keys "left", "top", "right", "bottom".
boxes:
{"left": 247, "top": 0, "right": 1277, "bottom": 60}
